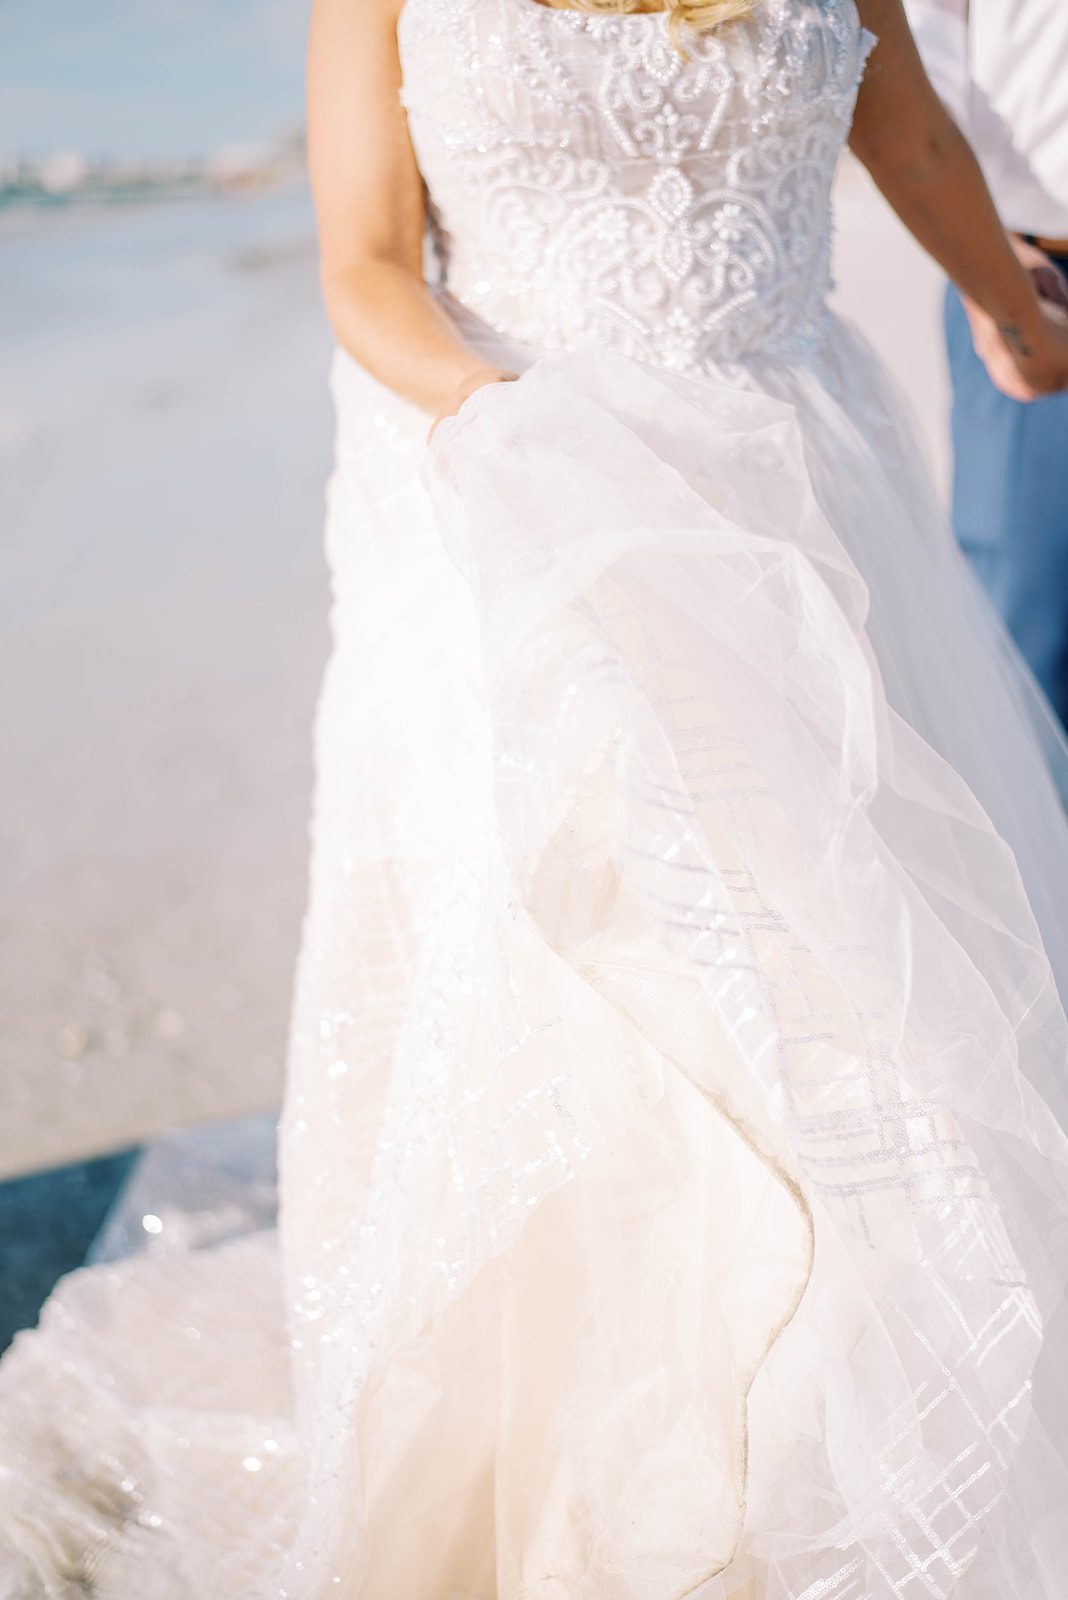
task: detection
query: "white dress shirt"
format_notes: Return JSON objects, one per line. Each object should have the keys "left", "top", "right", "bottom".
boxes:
{"left": 904, "top": 0, "right": 1068, "bottom": 237}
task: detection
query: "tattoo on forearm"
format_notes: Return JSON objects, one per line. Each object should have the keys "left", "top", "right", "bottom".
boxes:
{"left": 998, "top": 322, "right": 1034, "bottom": 359}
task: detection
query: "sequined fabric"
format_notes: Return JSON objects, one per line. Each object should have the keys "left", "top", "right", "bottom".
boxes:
{"left": 2, "top": 3, "right": 1068, "bottom": 1599}
{"left": 399, "top": 0, "right": 872, "bottom": 366}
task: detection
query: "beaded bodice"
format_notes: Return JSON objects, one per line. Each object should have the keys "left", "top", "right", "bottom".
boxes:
{"left": 398, "top": 0, "right": 873, "bottom": 371}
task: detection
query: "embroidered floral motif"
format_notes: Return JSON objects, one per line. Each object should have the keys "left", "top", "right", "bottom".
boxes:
{"left": 398, "top": 0, "right": 872, "bottom": 368}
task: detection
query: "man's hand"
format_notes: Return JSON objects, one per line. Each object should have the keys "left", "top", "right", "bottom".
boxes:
{"left": 1011, "top": 234, "right": 1068, "bottom": 313}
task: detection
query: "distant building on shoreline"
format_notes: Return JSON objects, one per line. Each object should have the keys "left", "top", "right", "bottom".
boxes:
{"left": 0, "top": 130, "right": 306, "bottom": 212}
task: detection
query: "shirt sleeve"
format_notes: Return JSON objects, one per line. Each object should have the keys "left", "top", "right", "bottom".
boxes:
{"left": 903, "top": 0, "right": 971, "bottom": 130}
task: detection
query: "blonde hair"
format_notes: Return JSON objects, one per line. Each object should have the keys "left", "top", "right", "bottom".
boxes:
{"left": 538, "top": 0, "right": 755, "bottom": 42}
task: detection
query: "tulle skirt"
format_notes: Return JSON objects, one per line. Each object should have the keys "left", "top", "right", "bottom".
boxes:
{"left": 2, "top": 319, "right": 1068, "bottom": 1600}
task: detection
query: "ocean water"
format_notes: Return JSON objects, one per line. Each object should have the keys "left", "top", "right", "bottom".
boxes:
{"left": 0, "top": 1148, "right": 139, "bottom": 1351}
{"left": 1, "top": 0, "right": 305, "bottom": 162}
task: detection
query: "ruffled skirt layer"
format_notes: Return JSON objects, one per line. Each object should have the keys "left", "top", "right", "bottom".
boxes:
{"left": 2, "top": 327, "right": 1068, "bottom": 1600}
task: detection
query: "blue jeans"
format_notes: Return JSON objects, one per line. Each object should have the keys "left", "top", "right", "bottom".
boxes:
{"left": 945, "top": 273, "right": 1068, "bottom": 730}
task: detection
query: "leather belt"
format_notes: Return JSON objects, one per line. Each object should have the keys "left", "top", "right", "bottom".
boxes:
{"left": 1026, "top": 233, "right": 1068, "bottom": 257}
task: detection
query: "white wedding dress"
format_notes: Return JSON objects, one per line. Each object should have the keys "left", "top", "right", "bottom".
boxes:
{"left": 4, "top": 1, "right": 1068, "bottom": 1597}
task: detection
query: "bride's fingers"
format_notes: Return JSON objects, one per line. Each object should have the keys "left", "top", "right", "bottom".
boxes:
{"left": 427, "top": 369, "right": 520, "bottom": 444}
{"left": 964, "top": 300, "right": 1044, "bottom": 401}
{"left": 968, "top": 336, "right": 1033, "bottom": 402}
{"left": 987, "top": 363, "right": 1037, "bottom": 402}
{"left": 979, "top": 341, "right": 1038, "bottom": 402}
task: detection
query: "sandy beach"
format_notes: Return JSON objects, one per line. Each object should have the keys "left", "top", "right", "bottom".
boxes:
{"left": 1, "top": 185, "right": 331, "bottom": 1177}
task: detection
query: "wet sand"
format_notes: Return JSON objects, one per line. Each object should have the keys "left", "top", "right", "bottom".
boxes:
{"left": 1, "top": 186, "right": 332, "bottom": 1177}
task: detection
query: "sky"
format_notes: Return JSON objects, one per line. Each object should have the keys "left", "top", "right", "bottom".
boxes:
{"left": 0, "top": 0, "right": 308, "bottom": 160}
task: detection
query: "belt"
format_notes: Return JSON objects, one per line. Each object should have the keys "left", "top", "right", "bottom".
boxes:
{"left": 1025, "top": 233, "right": 1068, "bottom": 257}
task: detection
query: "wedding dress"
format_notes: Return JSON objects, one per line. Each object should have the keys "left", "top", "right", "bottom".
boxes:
{"left": 4, "top": 1, "right": 1068, "bottom": 1596}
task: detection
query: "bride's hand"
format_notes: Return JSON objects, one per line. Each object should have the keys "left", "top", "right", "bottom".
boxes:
{"left": 965, "top": 241, "right": 1068, "bottom": 402}
{"left": 965, "top": 299, "right": 1068, "bottom": 402}
{"left": 428, "top": 367, "right": 519, "bottom": 441}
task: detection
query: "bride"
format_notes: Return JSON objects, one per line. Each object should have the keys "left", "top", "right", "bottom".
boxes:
{"left": 4, "top": 0, "right": 1068, "bottom": 1596}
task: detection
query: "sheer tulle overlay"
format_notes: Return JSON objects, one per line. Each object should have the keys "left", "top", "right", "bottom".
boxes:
{"left": 3, "top": 336, "right": 1068, "bottom": 1600}
{"left": 4, "top": 0, "right": 1068, "bottom": 1593}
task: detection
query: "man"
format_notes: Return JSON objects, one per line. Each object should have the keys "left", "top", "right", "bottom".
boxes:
{"left": 906, "top": 0, "right": 1068, "bottom": 729}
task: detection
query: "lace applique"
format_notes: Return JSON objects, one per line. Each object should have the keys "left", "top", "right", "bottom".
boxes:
{"left": 398, "top": 0, "right": 873, "bottom": 368}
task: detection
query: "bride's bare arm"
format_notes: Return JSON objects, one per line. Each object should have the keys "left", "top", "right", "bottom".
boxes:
{"left": 307, "top": 0, "right": 514, "bottom": 419}
{"left": 849, "top": 0, "right": 1068, "bottom": 399}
